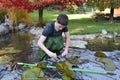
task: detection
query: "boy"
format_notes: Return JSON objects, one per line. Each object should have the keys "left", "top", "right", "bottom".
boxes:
{"left": 37, "top": 13, "right": 70, "bottom": 60}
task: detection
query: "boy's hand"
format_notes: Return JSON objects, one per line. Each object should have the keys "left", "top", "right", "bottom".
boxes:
{"left": 48, "top": 52, "right": 58, "bottom": 59}
{"left": 61, "top": 50, "right": 68, "bottom": 57}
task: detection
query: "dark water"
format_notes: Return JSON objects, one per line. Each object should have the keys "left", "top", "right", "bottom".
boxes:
{"left": 0, "top": 31, "right": 39, "bottom": 63}
{"left": 1, "top": 32, "right": 120, "bottom": 63}
{"left": 86, "top": 37, "right": 120, "bottom": 51}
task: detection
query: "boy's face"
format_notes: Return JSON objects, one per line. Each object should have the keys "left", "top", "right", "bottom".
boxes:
{"left": 56, "top": 21, "right": 65, "bottom": 30}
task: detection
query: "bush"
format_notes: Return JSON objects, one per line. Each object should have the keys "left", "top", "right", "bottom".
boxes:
{"left": 66, "top": 5, "right": 85, "bottom": 14}
{"left": 92, "top": 13, "right": 110, "bottom": 22}
{"left": 92, "top": 12, "right": 120, "bottom": 23}
{"left": 0, "top": 8, "right": 7, "bottom": 23}
{"left": 7, "top": 8, "right": 31, "bottom": 26}
{"left": 36, "top": 21, "right": 48, "bottom": 28}
{"left": 66, "top": 6, "right": 75, "bottom": 14}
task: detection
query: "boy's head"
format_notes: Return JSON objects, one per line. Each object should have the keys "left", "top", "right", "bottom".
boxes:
{"left": 57, "top": 14, "right": 69, "bottom": 26}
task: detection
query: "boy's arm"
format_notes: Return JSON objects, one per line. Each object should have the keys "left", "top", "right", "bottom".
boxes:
{"left": 62, "top": 31, "right": 70, "bottom": 56}
{"left": 37, "top": 35, "right": 57, "bottom": 59}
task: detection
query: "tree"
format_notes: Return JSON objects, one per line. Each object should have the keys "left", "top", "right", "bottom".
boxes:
{"left": 86, "top": 0, "right": 120, "bottom": 21}
{"left": 0, "top": 0, "right": 86, "bottom": 24}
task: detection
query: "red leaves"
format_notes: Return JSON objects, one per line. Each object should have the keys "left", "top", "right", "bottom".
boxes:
{"left": 0, "top": 4, "right": 3, "bottom": 7}
{"left": 0, "top": 0, "right": 86, "bottom": 12}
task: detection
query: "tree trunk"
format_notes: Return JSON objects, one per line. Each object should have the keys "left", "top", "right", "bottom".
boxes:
{"left": 109, "top": 8, "right": 114, "bottom": 21}
{"left": 38, "top": 9, "right": 43, "bottom": 24}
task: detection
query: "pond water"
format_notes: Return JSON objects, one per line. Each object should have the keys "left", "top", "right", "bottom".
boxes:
{"left": 1, "top": 32, "right": 120, "bottom": 64}
{"left": 0, "top": 31, "right": 39, "bottom": 63}
{"left": 86, "top": 37, "right": 120, "bottom": 51}
{"left": 1, "top": 31, "right": 120, "bottom": 80}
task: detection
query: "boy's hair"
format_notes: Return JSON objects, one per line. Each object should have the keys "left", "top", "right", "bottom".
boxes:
{"left": 57, "top": 14, "right": 69, "bottom": 26}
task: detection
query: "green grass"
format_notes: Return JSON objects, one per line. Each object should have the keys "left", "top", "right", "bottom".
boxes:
{"left": 30, "top": 10, "right": 120, "bottom": 35}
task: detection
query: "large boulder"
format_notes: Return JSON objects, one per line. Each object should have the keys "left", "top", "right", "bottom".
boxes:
{"left": 0, "top": 23, "right": 9, "bottom": 35}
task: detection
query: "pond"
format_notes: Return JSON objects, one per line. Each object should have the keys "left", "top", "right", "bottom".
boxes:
{"left": 0, "top": 31, "right": 39, "bottom": 63}
{"left": 0, "top": 31, "right": 120, "bottom": 80}
{"left": 86, "top": 37, "right": 120, "bottom": 51}
{"left": 1, "top": 32, "right": 120, "bottom": 64}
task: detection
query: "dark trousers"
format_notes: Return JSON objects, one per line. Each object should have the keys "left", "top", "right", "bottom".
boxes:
{"left": 38, "top": 36, "right": 64, "bottom": 61}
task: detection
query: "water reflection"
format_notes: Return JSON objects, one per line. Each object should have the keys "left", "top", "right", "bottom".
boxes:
{"left": 0, "top": 34, "right": 11, "bottom": 49}
{"left": 86, "top": 37, "right": 120, "bottom": 51}
{"left": 11, "top": 32, "right": 32, "bottom": 50}
{"left": 0, "top": 31, "right": 39, "bottom": 63}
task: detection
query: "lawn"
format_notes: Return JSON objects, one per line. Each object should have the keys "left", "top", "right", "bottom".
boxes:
{"left": 30, "top": 10, "right": 120, "bottom": 35}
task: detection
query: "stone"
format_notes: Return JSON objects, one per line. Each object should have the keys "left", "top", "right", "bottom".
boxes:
{"left": 70, "top": 40, "right": 87, "bottom": 49}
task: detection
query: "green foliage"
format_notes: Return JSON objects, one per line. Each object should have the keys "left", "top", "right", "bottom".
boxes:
{"left": 86, "top": 0, "right": 120, "bottom": 11}
{"left": 22, "top": 67, "right": 46, "bottom": 80}
{"left": 0, "top": 8, "right": 7, "bottom": 23}
{"left": 85, "top": 0, "right": 120, "bottom": 21}
{"left": 56, "top": 61, "right": 76, "bottom": 80}
{"left": 21, "top": 61, "right": 76, "bottom": 80}
{"left": 66, "top": 5, "right": 85, "bottom": 14}
{"left": 0, "top": 47, "right": 22, "bottom": 55}
{"left": 66, "top": 6, "right": 76, "bottom": 14}
{"left": 62, "top": 74, "right": 71, "bottom": 80}
{"left": 0, "top": 55, "right": 13, "bottom": 64}
{"left": 66, "top": 56, "right": 85, "bottom": 64}
{"left": 92, "top": 13, "right": 109, "bottom": 22}
{"left": 94, "top": 51, "right": 107, "bottom": 58}
{"left": 36, "top": 21, "right": 48, "bottom": 28}
{"left": 92, "top": 12, "right": 120, "bottom": 23}
{"left": 7, "top": 8, "right": 31, "bottom": 26}
{"left": 37, "top": 62, "right": 47, "bottom": 68}
{"left": 99, "top": 58, "right": 116, "bottom": 71}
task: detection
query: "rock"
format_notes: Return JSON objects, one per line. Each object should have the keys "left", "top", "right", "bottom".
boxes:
{"left": 0, "top": 24, "right": 9, "bottom": 35}
{"left": 70, "top": 34, "right": 97, "bottom": 40}
{"left": 70, "top": 40, "right": 87, "bottom": 49}
{"left": 29, "top": 27, "right": 43, "bottom": 37}
{"left": 118, "top": 57, "right": 120, "bottom": 60}
{"left": 17, "top": 23, "right": 26, "bottom": 31}
{"left": 102, "top": 29, "right": 107, "bottom": 35}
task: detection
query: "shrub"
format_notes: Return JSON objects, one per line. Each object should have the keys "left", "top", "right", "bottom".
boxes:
{"left": 92, "top": 13, "right": 110, "bottom": 22}
{"left": 36, "top": 21, "right": 48, "bottom": 28}
{"left": 0, "top": 8, "right": 7, "bottom": 23}
{"left": 66, "top": 5, "right": 85, "bottom": 14}
{"left": 7, "top": 8, "right": 31, "bottom": 26}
